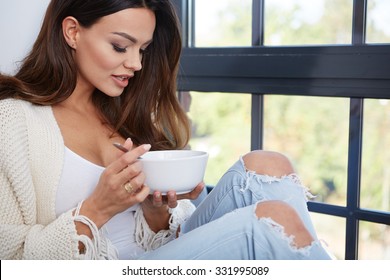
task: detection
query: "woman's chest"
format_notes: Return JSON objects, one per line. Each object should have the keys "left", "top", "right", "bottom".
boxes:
{"left": 53, "top": 108, "right": 124, "bottom": 167}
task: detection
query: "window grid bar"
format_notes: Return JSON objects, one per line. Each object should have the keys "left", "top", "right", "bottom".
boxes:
{"left": 309, "top": 201, "right": 390, "bottom": 225}
{"left": 251, "top": 0, "right": 264, "bottom": 47}
{"left": 345, "top": 98, "right": 364, "bottom": 260}
{"left": 176, "top": 0, "right": 389, "bottom": 260}
{"left": 251, "top": 95, "right": 263, "bottom": 150}
{"left": 343, "top": 0, "right": 367, "bottom": 260}
{"left": 189, "top": 0, "right": 195, "bottom": 47}
{"left": 352, "top": 0, "right": 367, "bottom": 45}
{"left": 250, "top": 0, "right": 265, "bottom": 151}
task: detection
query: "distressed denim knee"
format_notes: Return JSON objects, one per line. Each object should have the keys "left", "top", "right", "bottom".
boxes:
{"left": 147, "top": 155, "right": 334, "bottom": 259}
{"left": 182, "top": 156, "right": 318, "bottom": 240}
{"left": 140, "top": 203, "right": 332, "bottom": 259}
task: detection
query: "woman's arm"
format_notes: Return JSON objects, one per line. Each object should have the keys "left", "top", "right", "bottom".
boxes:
{"left": 0, "top": 169, "right": 81, "bottom": 259}
{"left": 134, "top": 184, "right": 204, "bottom": 251}
{"left": 0, "top": 99, "right": 82, "bottom": 259}
{"left": 141, "top": 193, "right": 174, "bottom": 232}
{"left": 141, "top": 183, "right": 205, "bottom": 232}
{"left": 0, "top": 99, "right": 116, "bottom": 259}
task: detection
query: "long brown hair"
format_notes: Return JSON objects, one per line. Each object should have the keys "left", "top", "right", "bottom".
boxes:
{"left": 0, "top": 0, "right": 190, "bottom": 150}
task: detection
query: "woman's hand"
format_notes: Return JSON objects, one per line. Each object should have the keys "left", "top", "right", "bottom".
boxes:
{"left": 79, "top": 138, "right": 151, "bottom": 229}
{"left": 141, "top": 182, "right": 205, "bottom": 232}
{"left": 144, "top": 182, "right": 205, "bottom": 208}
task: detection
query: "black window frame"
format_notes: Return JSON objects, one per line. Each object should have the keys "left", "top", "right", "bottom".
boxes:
{"left": 172, "top": 0, "right": 390, "bottom": 259}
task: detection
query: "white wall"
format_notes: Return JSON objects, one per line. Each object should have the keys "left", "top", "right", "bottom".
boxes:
{"left": 0, "top": 0, "right": 50, "bottom": 74}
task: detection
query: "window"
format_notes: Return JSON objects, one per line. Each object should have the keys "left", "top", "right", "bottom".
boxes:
{"left": 187, "top": 91, "right": 251, "bottom": 185}
{"left": 194, "top": 0, "right": 252, "bottom": 47}
{"left": 361, "top": 99, "right": 390, "bottom": 213}
{"left": 264, "top": 0, "right": 353, "bottom": 45}
{"left": 263, "top": 95, "right": 350, "bottom": 207}
{"left": 173, "top": 0, "right": 390, "bottom": 259}
{"left": 366, "top": 0, "right": 390, "bottom": 44}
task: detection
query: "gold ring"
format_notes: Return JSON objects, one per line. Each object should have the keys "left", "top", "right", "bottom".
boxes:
{"left": 123, "top": 182, "right": 134, "bottom": 193}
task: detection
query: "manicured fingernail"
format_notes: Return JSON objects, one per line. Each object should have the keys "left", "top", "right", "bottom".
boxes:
{"left": 123, "top": 138, "right": 132, "bottom": 147}
{"left": 143, "top": 144, "right": 151, "bottom": 151}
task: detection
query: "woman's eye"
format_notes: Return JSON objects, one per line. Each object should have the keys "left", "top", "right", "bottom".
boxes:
{"left": 112, "top": 44, "right": 126, "bottom": 53}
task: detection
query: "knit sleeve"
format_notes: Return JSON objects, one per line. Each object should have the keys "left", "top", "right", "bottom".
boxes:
{"left": 0, "top": 99, "right": 117, "bottom": 259}
{"left": 0, "top": 99, "right": 75, "bottom": 259}
{"left": 134, "top": 199, "right": 195, "bottom": 251}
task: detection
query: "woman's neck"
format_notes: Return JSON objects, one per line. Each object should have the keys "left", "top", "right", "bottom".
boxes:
{"left": 59, "top": 84, "right": 95, "bottom": 113}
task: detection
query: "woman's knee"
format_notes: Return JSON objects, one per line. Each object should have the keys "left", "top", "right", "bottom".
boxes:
{"left": 242, "top": 150, "right": 295, "bottom": 177}
{"left": 255, "top": 201, "right": 314, "bottom": 248}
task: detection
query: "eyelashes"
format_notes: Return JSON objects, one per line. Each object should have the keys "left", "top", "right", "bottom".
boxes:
{"left": 112, "top": 44, "right": 126, "bottom": 53}
{"left": 112, "top": 44, "right": 148, "bottom": 55}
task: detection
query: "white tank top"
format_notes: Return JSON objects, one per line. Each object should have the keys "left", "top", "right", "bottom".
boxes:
{"left": 55, "top": 147, "right": 145, "bottom": 259}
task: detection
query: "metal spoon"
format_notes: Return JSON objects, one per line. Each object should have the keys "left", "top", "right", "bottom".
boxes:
{"left": 113, "top": 142, "right": 143, "bottom": 159}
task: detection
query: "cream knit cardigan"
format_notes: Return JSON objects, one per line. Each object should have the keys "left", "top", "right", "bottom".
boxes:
{"left": 0, "top": 98, "right": 84, "bottom": 259}
{"left": 0, "top": 98, "right": 195, "bottom": 259}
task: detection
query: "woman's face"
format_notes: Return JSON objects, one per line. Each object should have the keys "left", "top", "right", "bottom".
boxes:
{"left": 73, "top": 8, "right": 156, "bottom": 97}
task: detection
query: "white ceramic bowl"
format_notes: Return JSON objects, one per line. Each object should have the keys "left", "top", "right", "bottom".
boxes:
{"left": 139, "top": 150, "right": 208, "bottom": 194}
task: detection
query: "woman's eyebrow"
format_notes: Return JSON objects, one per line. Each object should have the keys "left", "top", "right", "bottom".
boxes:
{"left": 111, "top": 32, "right": 153, "bottom": 45}
{"left": 112, "top": 32, "right": 137, "bottom": 43}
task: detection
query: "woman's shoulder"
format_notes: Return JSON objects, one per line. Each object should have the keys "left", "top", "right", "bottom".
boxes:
{"left": 0, "top": 99, "right": 30, "bottom": 134}
{"left": 0, "top": 98, "right": 25, "bottom": 116}
{"left": 0, "top": 99, "right": 30, "bottom": 157}
{"left": 0, "top": 97, "right": 31, "bottom": 110}
{"left": 0, "top": 98, "right": 47, "bottom": 131}
{"left": 0, "top": 98, "right": 50, "bottom": 116}
{"left": 0, "top": 98, "right": 57, "bottom": 141}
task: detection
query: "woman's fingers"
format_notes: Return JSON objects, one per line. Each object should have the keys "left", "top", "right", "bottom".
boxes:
{"left": 152, "top": 191, "right": 164, "bottom": 208}
{"left": 177, "top": 181, "right": 205, "bottom": 200}
{"left": 83, "top": 142, "right": 153, "bottom": 227}
{"left": 109, "top": 142, "right": 151, "bottom": 174}
{"left": 122, "top": 138, "right": 133, "bottom": 151}
{"left": 146, "top": 181, "right": 206, "bottom": 210}
{"left": 145, "top": 190, "right": 177, "bottom": 209}
{"left": 129, "top": 184, "right": 150, "bottom": 202}
{"left": 166, "top": 191, "right": 178, "bottom": 208}
{"left": 119, "top": 162, "right": 145, "bottom": 189}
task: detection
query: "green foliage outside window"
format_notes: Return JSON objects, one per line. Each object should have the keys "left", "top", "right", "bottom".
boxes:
{"left": 189, "top": 0, "right": 390, "bottom": 259}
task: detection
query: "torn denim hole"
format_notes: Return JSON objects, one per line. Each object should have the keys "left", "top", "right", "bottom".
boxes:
{"left": 239, "top": 156, "right": 316, "bottom": 201}
{"left": 255, "top": 212, "right": 318, "bottom": 257}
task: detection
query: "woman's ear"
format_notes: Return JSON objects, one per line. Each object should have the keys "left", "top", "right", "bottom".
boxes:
{"left": 62, "top": 16, "right": 80, "bottom": 49}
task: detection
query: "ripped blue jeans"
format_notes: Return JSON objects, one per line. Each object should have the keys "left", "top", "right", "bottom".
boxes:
{"left": 139, "top": 157, "right": 333, "bottom": 260}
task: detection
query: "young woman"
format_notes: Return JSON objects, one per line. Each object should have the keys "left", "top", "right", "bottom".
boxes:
{"left": 0, "top": 0, "right": 333, "bottom": 260}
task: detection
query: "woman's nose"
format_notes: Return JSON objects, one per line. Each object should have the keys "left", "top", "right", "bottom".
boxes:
{"left": 123, "top": 50, "right": 142, "bottom": 72}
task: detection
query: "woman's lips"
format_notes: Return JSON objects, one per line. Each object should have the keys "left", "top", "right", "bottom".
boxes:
{"left": 112, "top": 75, "right": 132, "bottom": 87}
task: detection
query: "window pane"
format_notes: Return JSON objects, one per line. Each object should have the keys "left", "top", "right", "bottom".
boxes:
{"left": 263, "top": 96, "right": 349, "bottom": 206}
{"left": 264, "top": 0, "right": 353, "bottom": 46}
{"left": 359, "top": 221, "right": 390, "bottom": 259}
{"left": 361, "top": 99, "right": 390, "bottom": 212}
{"left": 187, "top": 92, "right": 251, "bottom": 185}
{"left": 366, "top": 0, "right": 390, "bottom": 44}
{"left": 310, "top": 212, "right": 345, "bottom": 259}
{"left": 194, "top": 0, "right": 252, "bottom": 47}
